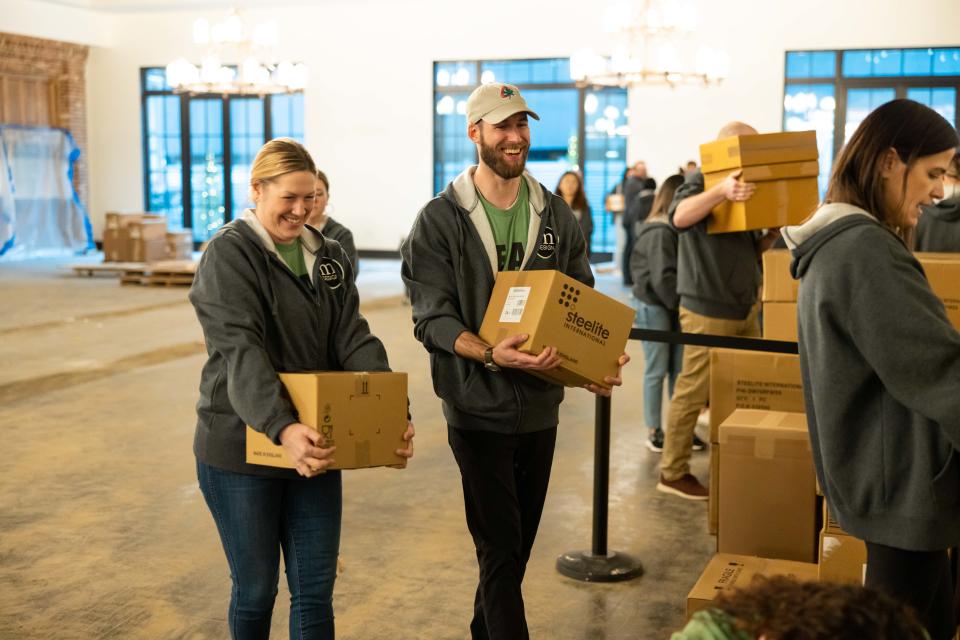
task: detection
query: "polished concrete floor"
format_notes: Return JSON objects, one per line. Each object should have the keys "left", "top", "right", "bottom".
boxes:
{"left": 0, "top": 256, "right": 713, "bottom": 639}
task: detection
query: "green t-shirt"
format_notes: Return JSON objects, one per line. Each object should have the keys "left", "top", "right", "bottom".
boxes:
{"left": 275, "top": 238, "right": 310, "bottom": 286}
{"left": 478, "top": 180, "right": 530, "bottom": 272}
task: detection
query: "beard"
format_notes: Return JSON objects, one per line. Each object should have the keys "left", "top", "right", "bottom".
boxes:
{"left": 478, "top": 131, "right": 528, "bottom": 180}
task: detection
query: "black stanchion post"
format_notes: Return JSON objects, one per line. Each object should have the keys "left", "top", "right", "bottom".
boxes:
{"left": 556, "top": 394, "right": 643, "bottom": 582}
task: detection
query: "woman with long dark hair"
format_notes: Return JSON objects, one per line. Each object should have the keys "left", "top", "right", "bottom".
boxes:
{"left": 783, "top": 99, "right": 960, "bottom": 639}
{"left": 556, "top": 170, "right": 593, "bottom": 258}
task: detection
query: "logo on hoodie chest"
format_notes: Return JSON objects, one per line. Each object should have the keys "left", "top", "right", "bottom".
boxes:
{"left": 537, "top": 226, "right": 557, "bottom": 260}
{"left": 318, "top": 257, "right": 344, "bottom": 290}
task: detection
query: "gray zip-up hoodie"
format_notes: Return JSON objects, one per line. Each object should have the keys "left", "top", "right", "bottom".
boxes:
{"left": 630, "top": 220, "right": 679, "bottom": 311}
{"left": 189, "top": 210, "right": 389, "bottom": 477}
{"left": 783, "top": 203, "right": 960, "bottom": 550}
{"left": 916, "top": 196, "right": 960, "bottom": 252}
{"left": 315, "top": 216, "right": 359, "bottom": 275}
{"left": 668, "top": 170, "right": 761, "bottom": 320}
{"left": 401, "top": 167, "right": 593, "bottom": 434}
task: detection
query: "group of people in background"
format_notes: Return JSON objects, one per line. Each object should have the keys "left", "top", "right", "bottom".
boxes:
{"left": 186, "top": 75, "right": 960, "bottom": 639}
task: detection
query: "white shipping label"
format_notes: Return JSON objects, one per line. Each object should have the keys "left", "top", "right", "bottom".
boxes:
{"left": 499, "top": 286, "right": 531, "bottom": 323}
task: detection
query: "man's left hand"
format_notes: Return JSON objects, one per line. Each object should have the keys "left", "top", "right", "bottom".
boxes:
{"left": 584, "top": 353, "right": 630, "bottom": 397}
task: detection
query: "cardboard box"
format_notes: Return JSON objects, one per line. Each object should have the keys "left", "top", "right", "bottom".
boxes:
{"left": 708, "top": 349, "right": 805, "bottom": 444}
{"left": 718, "top": 409, "right": 817, "bottom": 562}
{"left": 128, "top": 220, "right": 168, "bottom": 263}
{"left": 703, "top": 166, "right": 819, "bottom": 235}
{"left": 709, "top": 444, "right": 720, "bottom": 535}
{"left": 819, "top": 530, "right": 867, "bottom": 585}
{"left": 165, "top": 231, "right": 193, "bottom": 260}
{"left": 916, "top": 253, "right": 960, "bottom": 329}
{"left": 102, "top": 213, "right": 165, "bottom": 262}
{"left": 762, "top": 249, "right": 798, "bottom": 302}
{"left": 246, "top": 371, "right": 408, "bottom": 470}
{"left": 762, "top": 302, "right": 798, "bottom": 342}
{"left": 478, "top": 270, "right": 634, "bottom": 388}
{"left": 103, "top": 228, "right": 124, "bottom": 262}
{"left": 699, "top": 131, "right": 819, "bottom": 174}
{"left": 686, "top": 553, "right": 818, "bottom": 619}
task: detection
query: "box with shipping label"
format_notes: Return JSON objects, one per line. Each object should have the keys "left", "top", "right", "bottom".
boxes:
{"left": 703, "top": 162, "right": 820, "bottom": 234}
{"left": 916, "top": 253, "right": 960, "bottom": 329}
{"left": 819, "top": 530, "right": 867, "bottom": 585}
{"left": 246, "top": 371, "right": 408, "bottom": 470}
{"left": 763, "top": 302, "right": 798, "bottom": 342}
{"left": 708, "top": 348, "right": 804, "bottom": 444}
{"left": 478, "top": 270, "right": 634, "bottom": 389}
{"left": 699, "top": 131, "right": 819, "bottom": 174}
{"left": 686, "top": 553, "right": 818, "bottom": 619}
{"left": 762, "top": 249, "right": 798, "bottom": 302}
{"left": 165, "top": 231, "right": 193, "bottom": 260}
{"left": 718, "top": 410, "right": 817, "bottom": 563}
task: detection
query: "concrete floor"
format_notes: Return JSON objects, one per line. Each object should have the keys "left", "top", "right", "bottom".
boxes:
{"left": 0, "top": 256, "right": 713, "bottom": 639}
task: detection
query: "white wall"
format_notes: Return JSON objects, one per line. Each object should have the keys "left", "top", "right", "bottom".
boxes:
{"left": 8, "top": 0, "right": 960, "bottom": 247}
{"left": 2, "top": 0, "right": 113, "bottom": 47}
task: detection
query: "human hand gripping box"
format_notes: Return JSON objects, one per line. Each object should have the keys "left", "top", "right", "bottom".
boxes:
{"left": 478, "top": 270, "right": 634, "bottom": 389}
{"left": 246, "top": 372, "right": 408, "bottom": 470}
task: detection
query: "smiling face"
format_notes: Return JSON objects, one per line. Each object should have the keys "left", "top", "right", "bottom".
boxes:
{"left": 251, "top": 170, "right": 317, "bottom": 244}
{"left": 306, "top": 179, "right": 329, "bottom": 227}
{"left": 558, "top": 173, "right": 580, "bottom": 200}
{"left": 470, "top": 112, "right": 530, "bottom": 180}
{"left": 881, "top": 147, "right": 954, "bottom": 228}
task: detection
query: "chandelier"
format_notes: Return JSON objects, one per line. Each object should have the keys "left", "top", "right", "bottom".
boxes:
{"left": 570, "top": 0, "right": 729, "bottom": 88}
{"left": 165, "top": 10, "right": 308, "bottom": 96}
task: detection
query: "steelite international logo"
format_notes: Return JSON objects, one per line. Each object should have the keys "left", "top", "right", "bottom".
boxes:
{"left": 558, "top": 283, "right": 580, "bottom": 310}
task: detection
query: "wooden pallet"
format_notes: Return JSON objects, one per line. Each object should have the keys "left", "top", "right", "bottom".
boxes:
{"left": 120, "top": 260, "right": 197, "bottom": 287}
{"left": 69, "top": 262, "right": 147, "bottom": 277}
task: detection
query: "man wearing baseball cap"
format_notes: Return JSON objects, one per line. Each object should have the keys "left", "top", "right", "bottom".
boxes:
{"left": 402, "top": 83, "right": 628, "bottom": 638}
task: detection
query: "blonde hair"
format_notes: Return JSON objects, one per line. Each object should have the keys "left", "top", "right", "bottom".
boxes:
{"left": 250, "top": 138, "right": 317, "bottom": 187}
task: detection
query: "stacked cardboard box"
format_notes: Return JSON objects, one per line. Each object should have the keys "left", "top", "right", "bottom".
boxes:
{"left": 686, "top": 553, "right": 818, "bottom": 619}
{"left": 478, "top": 270, "right": 634, "bottom": 389}
{"left": 102, "top": 212, "right": 166, "bottom": 262}
{"left": 818, "top": 502, "right": 867, "bottom": 584}
{"left": 699, "top": 131, "right": 819, "bottom": 234}
{"left": 129, "top": 220, "right": 168, "bottom": 263}
{"left": 916, "top": 252, "right": 960, "bottom": 330}
{"left": 165, "top": 231, "right": 193, "bottom": 260}
{"left": 246, "top": 372, "right": 409, "bottom": 470}
{"left": 707, "top": 348, "right": 806, "bottom": 533}
{"left": 761, "top": 249, "right": 798, "bottom": 341}
{"left": 717, "top": 409, "right": 817, "bottom": 562}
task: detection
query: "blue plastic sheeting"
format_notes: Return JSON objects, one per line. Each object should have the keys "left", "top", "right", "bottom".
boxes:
{"left": 0, "top": 125, "right": 93, "bottom": 258}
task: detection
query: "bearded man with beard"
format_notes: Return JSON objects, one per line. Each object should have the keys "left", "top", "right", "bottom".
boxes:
{"left": 402, "top": 83, "right": 627, "bottom": 639}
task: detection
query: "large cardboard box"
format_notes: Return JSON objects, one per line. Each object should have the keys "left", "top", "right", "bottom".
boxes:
{"left": 686, "top": 553, "right": 818, "bottom": 619}
{"left": 762, "top": 302, "right": 798, "bottom": 342}
{"left": 916, "top": 253, "right": 960, "bottom": 329}
{"left": 819, "top": 531, "right": 867, "bottom": 585}
{"left": 762, "top": 249, "right": 798, "bottom": 302}
{"left": 478, "top": 270, "right": 634, "bottom": 388}
{"left": 102, "top": 213, "right": 165, "bottom": 262}
{"left": 165, "top": 231, "right": 193, "bottom": 260}
{"left": 699, "top": 131, "right": 819, "bottom": 235}
{"left": 718, "top": 409, "right": 817, "bottom": 562}
{"left": 129, "top": 220, "right": 168, "bottom": 263}
{"left": 700, "top": 131, "right": 819, "bottom": 174}
{"left": 709, "top": 444, "right": 720, "bottom": 535}
{"left": 246, "top": 372, "right": 408, "bottom": 470}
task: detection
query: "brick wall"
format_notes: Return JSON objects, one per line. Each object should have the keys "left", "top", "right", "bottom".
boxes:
{"left": 0, "top": 32, "right": 89, "bottom": 208}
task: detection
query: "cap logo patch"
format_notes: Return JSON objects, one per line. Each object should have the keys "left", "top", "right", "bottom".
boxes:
{"left": 500, "top": 86, "right": 516, "bottom": 99}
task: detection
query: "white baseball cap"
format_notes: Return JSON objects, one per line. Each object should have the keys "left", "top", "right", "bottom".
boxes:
{"left": 466, "top": 83, "right": 540, "bottom": 125}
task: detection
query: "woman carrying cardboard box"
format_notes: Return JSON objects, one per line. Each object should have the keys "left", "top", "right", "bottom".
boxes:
{"left": 782, "top": 99, "right": 960, "bottom": 640}
{"left": 189, "top": 138, "right": 414, "bottom": 640}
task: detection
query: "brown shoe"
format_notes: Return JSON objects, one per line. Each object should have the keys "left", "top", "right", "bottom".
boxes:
{"left": 657, "top": 473, "right": 708, "bottom": 501}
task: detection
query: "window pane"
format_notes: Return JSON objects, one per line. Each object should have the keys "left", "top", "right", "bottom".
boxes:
{"left": 844, "top": 88, "right": 896, "bottom": 143}
{"left": 433, "top": 91, "right": 475, "bottom": 195}
{"left": 230, "top": 98, "right": 265, "bottom": 221}
{"left": 872, "top": 49, "right": 902, "bottom": 76}
{"left": 435, "top": 61, "right": 475, "bottom": 87}
{"left": 583, "top": 89, "right": 628, "bottom": 256}
{"left": 786, "top": 52, "right": 811, "bottom": 79}
{"left": 783, "top": 84, "right": 835, "bottom": 197}
{"left": 522, "top": 88, "right": 579, "bottom": 193}
{"left": 810, "top": 51, "right": 836, "bottom": 77}
{"left": 270, "top": 93, "right": 304, "bottom": 142}
{"left": 145, "top": 68, "right": 171, "bottom": 91}
{"left": 480, "top": 59, "right": 570, "bottom": 86}
{"left": 907, "top": 87, "right": 957, "bottom": 127}
{"left": 903, "top": 49, "right": 934, "bottom": 75}
{"left": 189, "top": 98, "right": 226, "bottom": 241}
{"left": 143, "top": 94, "right": 182, "bottom": 225}
{"left": 933, "top": 48, "right": 960, "bottom": 75}
{"left": 842, "top": 50, "right": 872, "bottom": 77}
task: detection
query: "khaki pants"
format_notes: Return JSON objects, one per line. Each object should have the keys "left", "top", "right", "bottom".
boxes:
{"left": 660, "top": 304, "right": 760, "bottom": 482}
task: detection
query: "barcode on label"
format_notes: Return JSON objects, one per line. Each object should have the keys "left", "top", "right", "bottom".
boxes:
{"left": 499, "top": 286, "right": 531, "bottom": 323}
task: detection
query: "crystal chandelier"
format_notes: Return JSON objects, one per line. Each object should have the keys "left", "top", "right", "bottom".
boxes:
{"left": 570, "top": 0, "right": 729, "bottom": 88}
{"left": 165, "top": 9, "right": 308, "bottom": 96}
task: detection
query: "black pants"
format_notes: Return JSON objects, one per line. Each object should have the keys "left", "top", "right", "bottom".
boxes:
{"left": 865, "top": 542, "right": 956, "bottom": 640}
{"left": 448, "top": 425, "right": 558, "bottom": 640}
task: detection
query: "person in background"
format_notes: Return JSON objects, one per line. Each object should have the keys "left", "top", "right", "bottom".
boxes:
{"left": 783, "top": 99, "right": 960, "bottom": 640}
{"left": 671, "top": 575, "right": 928, "bottom": 639}
{"left": 657, "top": 122, "right": 780, "bottom": 501}
{"left": 915, "top": 152, "right": 960, "bottom": 252}
{"left": 189, "top": 138, "right": 414, "bottom": 640}
{"left": 306, "top": 169, "right": 359, "bottom": 274}
{"left": 623, "top": 170, "right": 656, "bottom": 286}
{"left": 629, "top": 173, "right": 691, "bottom": 453}
{"left": 685, "top": 160, "right": 698, "bottom": 175}
{"left": 556, "top": 170, "right": 594, "bottom": 259}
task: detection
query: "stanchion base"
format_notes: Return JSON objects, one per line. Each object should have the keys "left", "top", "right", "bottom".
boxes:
{"left": 555, "top": 550, "right": 644, "bottom": 583}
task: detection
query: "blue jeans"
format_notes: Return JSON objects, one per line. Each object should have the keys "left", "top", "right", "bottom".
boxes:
{"left": 197, "top": 461, "right": 342, "bottom": 640}
{"left": 635, "top": 300, "right": 683, "bottom": 430}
